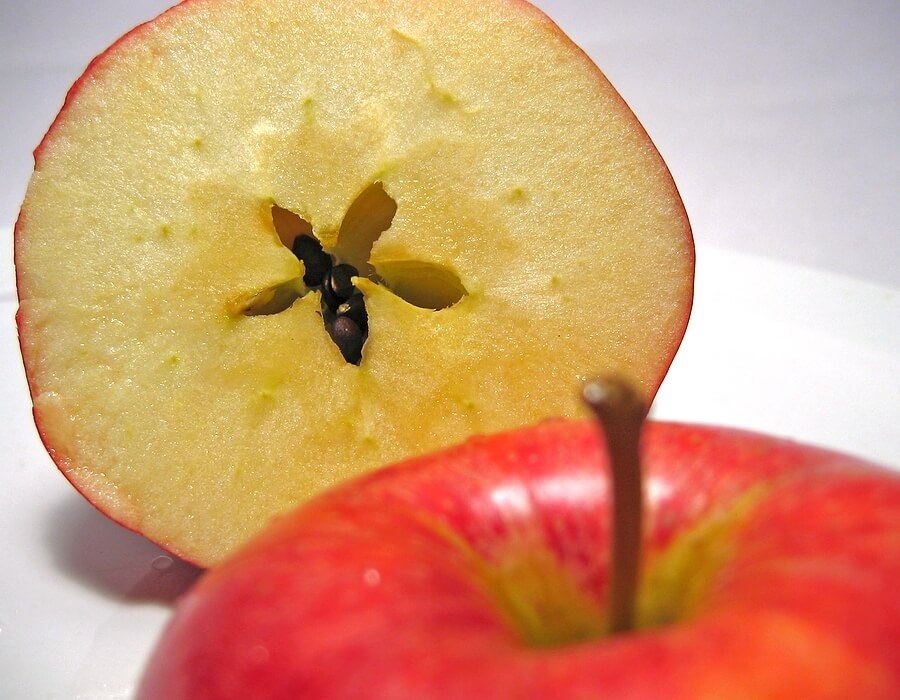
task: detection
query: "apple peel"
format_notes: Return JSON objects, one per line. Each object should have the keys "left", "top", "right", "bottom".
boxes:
{"left": 138, "top": 419, "right": 900, "bottom": 698}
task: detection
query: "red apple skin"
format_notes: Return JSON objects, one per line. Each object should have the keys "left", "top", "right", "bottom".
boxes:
{"left": 138, "top": 421, "right": 900, "bottom": 699}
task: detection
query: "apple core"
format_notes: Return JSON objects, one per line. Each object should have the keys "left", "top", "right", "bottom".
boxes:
{"left": 238, "top": 183, "right": 470, "bottom": 364}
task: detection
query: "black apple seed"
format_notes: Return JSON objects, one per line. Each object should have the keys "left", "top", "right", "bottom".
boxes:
{"left": 291, "top": 235, "right": 332, "bottom": 287}
{"left": 329, "top": 315, "right": 364, "bottom": 364}
{"left": 322, "top": 264, "right": 359, "bottom": 308}
{"left": 336, "top": 292, "right": 368, "bottom": 333}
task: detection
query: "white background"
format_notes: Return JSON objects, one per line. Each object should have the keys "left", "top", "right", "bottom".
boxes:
{"left": 0, "top": 1, "right": 898, "bottom": 698}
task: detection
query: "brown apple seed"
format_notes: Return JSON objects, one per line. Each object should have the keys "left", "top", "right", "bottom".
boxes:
{"left": 291, "top": 234, "right": 332, "bottom": 287}
{"left": 322, "top": 264, "right": 359, "bottom": 309}
{"left": 328, "top": 314, "right": 365, "bottom": 365}
{"left": 336, "top": 291, "right": 368, "bottom": 334}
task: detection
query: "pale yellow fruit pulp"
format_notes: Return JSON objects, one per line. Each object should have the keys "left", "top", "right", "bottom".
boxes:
{"left": 16, "top": 0, "right": 693, "bottom": 565}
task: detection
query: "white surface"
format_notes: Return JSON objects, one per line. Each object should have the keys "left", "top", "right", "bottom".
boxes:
{"left": 1, "top": 1, "right": 898, "bottom": 698}
{"left": 654, "top": 247, "right": 899, "bottom": 464}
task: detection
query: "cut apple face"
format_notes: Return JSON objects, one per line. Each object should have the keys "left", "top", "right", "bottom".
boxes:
{"left": 15, "top": 0, "right": 694, "bottom": 565}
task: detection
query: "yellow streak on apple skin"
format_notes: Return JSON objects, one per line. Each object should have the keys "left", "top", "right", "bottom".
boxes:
{"left": 374, "top": 480, "right": 773, "bottom": 650}
{"left": 638, "top": 486, "right": 768, "bottom": 628}
{"left": 476, "top": 487, "right": 770, "bottom": 647}
{"left": 486, "top": 547, "right": 608, "bottom": 647}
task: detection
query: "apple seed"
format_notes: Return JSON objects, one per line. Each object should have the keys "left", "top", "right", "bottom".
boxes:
{"left": 322, "top": 264, "right": 360, "bottom": 308}
{"left": 336, "top": 291, "right": 368, "bottom": 334}
{"left": 291, "top": 244, "right": 368, "bottom": 364}
{"left": 328, "top": 315, "right": 365, "bottom": 365}
{"left": 291, "top": 234, "right": 332, "bottom": 287}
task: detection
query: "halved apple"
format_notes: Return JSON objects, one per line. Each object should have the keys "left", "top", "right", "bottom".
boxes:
{"left": 15, "top": 0, "right": 693, "bottom": 566}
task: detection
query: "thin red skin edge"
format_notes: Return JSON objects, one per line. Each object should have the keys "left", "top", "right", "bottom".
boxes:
{"left": 13, "top": 0, "right": 694, "bottom": 568}
{"left": 137, "top": 420, "right": 900, "bottom": 699}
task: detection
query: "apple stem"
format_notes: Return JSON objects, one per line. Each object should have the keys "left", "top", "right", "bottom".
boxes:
{"left": 583, "top": 376, "right": 647, "bottom": 635}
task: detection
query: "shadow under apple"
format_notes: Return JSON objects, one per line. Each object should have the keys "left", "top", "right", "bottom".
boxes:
{"left": 44, "top": 494, "right": 202, "bottom": 604}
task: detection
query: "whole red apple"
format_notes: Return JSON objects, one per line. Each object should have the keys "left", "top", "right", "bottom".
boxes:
{"left": 138, "top": 415, "right": 900, "bottom": 698}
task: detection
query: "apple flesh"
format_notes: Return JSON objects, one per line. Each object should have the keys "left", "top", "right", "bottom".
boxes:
{"left": 138, "top": 420, "right": 900, "bottom": 699}
{"left": 15, "top": 0, "right": 693, "bottom": 566}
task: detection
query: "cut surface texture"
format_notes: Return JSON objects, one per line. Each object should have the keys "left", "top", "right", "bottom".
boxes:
{"left": 16, "top": 0, "right": 693, "bottom": 565}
